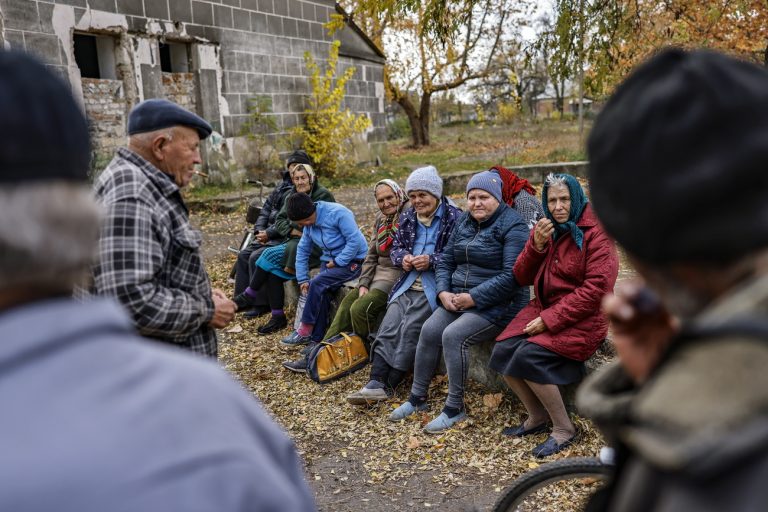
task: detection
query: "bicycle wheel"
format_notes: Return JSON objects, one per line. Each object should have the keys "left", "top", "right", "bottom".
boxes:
{"left": 493, "top": 457, "right": 611, "bottom": 512}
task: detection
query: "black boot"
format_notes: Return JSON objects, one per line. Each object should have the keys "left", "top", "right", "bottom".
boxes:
{"left": 282, "top": 356, "right": 308, "bottom": 373}
{"left": 258, "top": 314, "right": 287, "bottom": 334}
{"left": 233, "top": 293, "right": 255, "bottom": 312}
{"left": 243, "top": 305, "right": 270, "bottom": 318}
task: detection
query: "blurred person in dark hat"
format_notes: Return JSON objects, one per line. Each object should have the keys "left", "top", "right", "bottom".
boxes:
{"left": 0, "top": 50, "right": 315, "bottom": 512}
{"left": 91, "top": 98, "right": 235, "bottom": 357}
{"left": 578, "top": 48, "right": 768, "bottom": 511}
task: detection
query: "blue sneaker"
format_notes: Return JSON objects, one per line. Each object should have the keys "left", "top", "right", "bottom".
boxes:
{"left": 388, "top": 400, "right": 428, "bottom": 422}
{"left": 280, "top": 330, "right": 311, "bottom": 347}
{"left": 423, "top": 411, "right": 467, "bottom": 434}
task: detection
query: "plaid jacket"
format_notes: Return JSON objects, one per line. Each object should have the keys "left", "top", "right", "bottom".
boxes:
{"left": 92, "top": 148, "right": 217, "bottom": 356}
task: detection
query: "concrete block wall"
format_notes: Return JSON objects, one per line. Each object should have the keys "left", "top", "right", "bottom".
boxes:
{"left": 0, "top": 0, "right": 387, "bottom": 170}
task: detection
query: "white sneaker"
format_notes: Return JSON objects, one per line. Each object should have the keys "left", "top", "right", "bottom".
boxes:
{"left": 347, "top": 386, "right": 390, "bottom": 405}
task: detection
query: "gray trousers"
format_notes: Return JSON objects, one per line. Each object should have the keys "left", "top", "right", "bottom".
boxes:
{"left": 410, "top": 307, "right": 502, "bottom": 410}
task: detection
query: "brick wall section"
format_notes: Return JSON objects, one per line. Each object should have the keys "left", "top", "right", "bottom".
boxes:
{"left": 0, "top": 0, "right": 386, "bottom": 165}
{"left": 162, "top": 72, "right": 198, "bottom": 114}
{"left": 81, "top": 77, "right": 126, "bottom": 168}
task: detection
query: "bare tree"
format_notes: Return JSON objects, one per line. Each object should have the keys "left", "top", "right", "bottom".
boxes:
{"left": 386, "top": 0, "right": 519, "bottom": 146}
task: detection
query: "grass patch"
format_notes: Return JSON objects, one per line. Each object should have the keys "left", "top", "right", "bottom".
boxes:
{"left": 193, "top": 119, "right": 590, "bottom": 198}
{"left": 184, "top": 182, "right": 242, "bottom": 201}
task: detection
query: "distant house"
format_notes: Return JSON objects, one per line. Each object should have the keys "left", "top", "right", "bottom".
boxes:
{"left": 531, "top": 82, "right": 594, "bottom": 118}
{"left": 0, "top": 0, "right": 386, "bottom": 172}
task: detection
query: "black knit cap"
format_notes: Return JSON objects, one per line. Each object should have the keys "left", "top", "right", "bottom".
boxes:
{"left": 286, "top": 149, "right": 312, "bottom": 167}
{"left": 286, "top": 192, "right": 316, "bottom": 221}
{"left": 0, "top": 50, "right": 90, "bottom": 184}
{"left": 588, "top": 48, "right": 768, "bottom": 264}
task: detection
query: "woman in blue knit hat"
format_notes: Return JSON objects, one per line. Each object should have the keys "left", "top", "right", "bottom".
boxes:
{"left": 388, "top": 170, "right": 531, "bottom": 433}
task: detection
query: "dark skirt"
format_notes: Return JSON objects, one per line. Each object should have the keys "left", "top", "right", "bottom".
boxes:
{"left": 489, "top": 335, "right": 586, "bottom": 385}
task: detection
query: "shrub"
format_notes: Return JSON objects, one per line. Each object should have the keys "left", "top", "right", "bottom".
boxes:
{"left": 291, "top": 16, "right": 371, "bottom": 178}
{"left": 496, "top": 102, "right": 519, "bottom": 125}
{"left": 387, "top": 116, "right": 411, "bottom": 140}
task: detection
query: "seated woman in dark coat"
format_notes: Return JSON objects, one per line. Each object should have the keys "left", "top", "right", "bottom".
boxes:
{"left": 490, "top": 173, "right": 619, "bottom": 458}
{"left": 233, "top": 150, "right": 312, "bottom": 303}
{"left": 387, "top": 171, "right": 532, "bottom": 433}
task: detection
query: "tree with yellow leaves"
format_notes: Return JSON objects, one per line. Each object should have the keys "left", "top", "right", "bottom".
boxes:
{"left": 577, "top": 1, "right": 768, "bottom": 98}
{"left": 292, "top": 16, "right": 371, "bottom": 178}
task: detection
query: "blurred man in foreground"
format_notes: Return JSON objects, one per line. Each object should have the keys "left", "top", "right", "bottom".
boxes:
{"left": 579, "top": 48, "right": 768, "bottom": 511}
{"left": 0, "top": 50, "right": 315, "bottom": 512}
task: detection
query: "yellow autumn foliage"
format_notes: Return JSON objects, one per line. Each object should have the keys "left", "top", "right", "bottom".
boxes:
{"left": 292, "top": 38, "right": 371, "bottom": 179}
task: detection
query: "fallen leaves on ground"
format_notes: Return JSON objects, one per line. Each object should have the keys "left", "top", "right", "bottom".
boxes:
{"left": 194, "top": 194, "right": 609, "bottom": 511}
{"left": 483, "top": 393, "right": 503, "bottom": 411}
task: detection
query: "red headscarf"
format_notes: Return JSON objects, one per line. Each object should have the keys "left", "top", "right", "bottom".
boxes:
{"left": 490, "top": 165, "right": 536, "bottom": 207}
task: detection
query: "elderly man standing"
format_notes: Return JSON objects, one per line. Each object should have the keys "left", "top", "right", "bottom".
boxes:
{"left": 93, "top": 98, "right": 235, "bottom": 357}
{"left": 0, "top": 50, "right": 315, "bottom": 512}
{"left": 578, "top": 48, "right": 768, "bottom": 511}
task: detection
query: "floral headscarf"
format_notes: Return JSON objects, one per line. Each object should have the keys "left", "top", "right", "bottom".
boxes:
{"left": 374, "top": 178, "right": 407, "bottom": 252}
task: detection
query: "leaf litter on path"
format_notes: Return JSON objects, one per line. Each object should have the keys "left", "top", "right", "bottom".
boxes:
{"left": 195, "top": 190, "right": 609, "bottom": 511}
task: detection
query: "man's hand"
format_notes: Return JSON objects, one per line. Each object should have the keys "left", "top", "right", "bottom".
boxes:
{"left": 603, "top": 280, "right": 678, "bottom": 384}
{"left": 412, "top": 254, "right": 430, "bottom": 271}
{"left": 209, "top": 290, "right": 236, "bottom": 328}
{"left": 533, "top": 218, "right": 555, "bottom": 252}
{"left": 439, "top": 291, "right": 458, "bottom": 311}
{"left": 300, "top": 282, "right": 310, "bottom": 295}
{"left": 326, "top": 260, "right": 336, "bottom": 269}
{"left": 402, "top": 254, "right": 414, "bottom": 271}
{"left": 451, "top": 292, "right": 475, "bottom": 311}
{"left": 523, "top": 316, "right": 547, "bottom": 335}
{"left": 255, "top": 231, "right": 269, "bottom": 244}
{"left": 359, "top": 286, "right": 369, "bottom": 297}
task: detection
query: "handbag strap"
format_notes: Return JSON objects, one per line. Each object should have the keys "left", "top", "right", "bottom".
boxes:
{"left": 338, "top": 332, "right": 354, "bottom": 361}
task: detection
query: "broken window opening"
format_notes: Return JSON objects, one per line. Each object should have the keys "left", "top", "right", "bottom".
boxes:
{"left": 159, "top": 42, "right": 190, "bottom": 73}
{"left": 73, "top": 33, "right": 117, "bottom": 80}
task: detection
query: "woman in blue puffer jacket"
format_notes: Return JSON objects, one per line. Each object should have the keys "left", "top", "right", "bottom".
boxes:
{"left": 389, "top": 170, "right": 532, "bottom": 433}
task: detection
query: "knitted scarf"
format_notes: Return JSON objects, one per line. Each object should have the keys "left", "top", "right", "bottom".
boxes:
{"left": 543, "top": 173, "right": 588, "bottom": 250}
{"left": 375, "top": 179, "right": 407, "bottom": 252}
{"left": 490, "top": 165, "right": 537, "bottom": 206}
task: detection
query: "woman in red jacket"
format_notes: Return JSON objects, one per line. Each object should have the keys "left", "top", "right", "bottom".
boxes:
{"left": 490, "top": 173, "right": 619, "bottom": 458}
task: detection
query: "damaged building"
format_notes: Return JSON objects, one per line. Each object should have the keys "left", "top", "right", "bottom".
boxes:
{"left": 0, "top": 0, "right": 386, "bottom": 177}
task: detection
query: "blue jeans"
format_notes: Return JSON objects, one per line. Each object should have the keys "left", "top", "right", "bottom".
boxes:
{"left": 301, "top": 261, "right": 362, "bottom": 341}
{"left": 410, "top": 307, "right": 502, "bottom": 410}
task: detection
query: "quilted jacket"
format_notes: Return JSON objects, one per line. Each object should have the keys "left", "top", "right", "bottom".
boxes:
{"left": 496, "top": 204, "right": 619, "bottom": 360}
